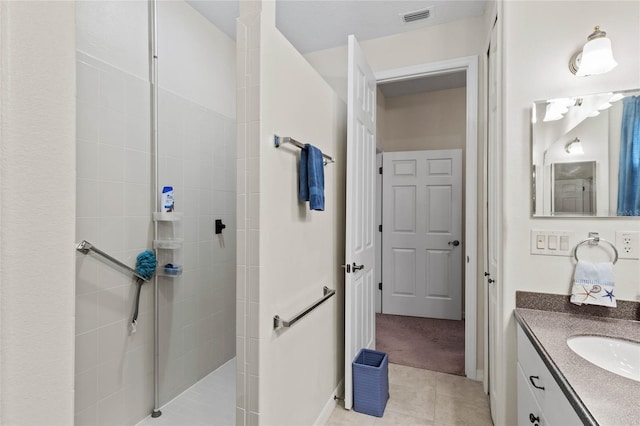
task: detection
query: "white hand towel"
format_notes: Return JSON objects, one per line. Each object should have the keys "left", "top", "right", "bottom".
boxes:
{"left": 570, "top": 260, "right": 616, "bottom": 307}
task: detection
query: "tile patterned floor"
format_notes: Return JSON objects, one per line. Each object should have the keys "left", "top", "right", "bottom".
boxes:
{"left": 136, "top": 358, "right": 236, "bottom": 426}
{"left": 326, "top": 363, "right": 493, "bottom": 426}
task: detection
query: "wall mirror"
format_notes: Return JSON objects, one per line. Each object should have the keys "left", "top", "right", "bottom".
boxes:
{"left": 531, "top": 88, "right": 640, "bottom": 217}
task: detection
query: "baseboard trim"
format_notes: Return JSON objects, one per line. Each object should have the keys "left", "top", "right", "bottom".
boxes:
{"left": 314, "top": 379, "right": 344, "bottom": 426}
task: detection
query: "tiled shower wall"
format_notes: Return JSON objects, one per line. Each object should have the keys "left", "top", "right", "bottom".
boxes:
{"left": 75, "top": 3, "right": 236, "bottom": 424}
{"left": 156, "top": 88, "right": 237, "bottom": 405}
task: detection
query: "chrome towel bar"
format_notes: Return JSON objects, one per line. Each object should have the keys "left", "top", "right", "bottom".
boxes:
{"left": 274, "top": 286, "right": 336, "bottom": 329}
{"left": 274, "top": 135, "right": 335, "bottom": 165}
{"left": 76, "top": 240, "right": 149, "bottom": 282}
{"left": 574, "top": 232, "right": 619, "bottom": 264}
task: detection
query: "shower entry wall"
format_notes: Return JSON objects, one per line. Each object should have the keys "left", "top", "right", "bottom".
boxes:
{"left": 74, "top": 1, "right": 237, "bottom": 424}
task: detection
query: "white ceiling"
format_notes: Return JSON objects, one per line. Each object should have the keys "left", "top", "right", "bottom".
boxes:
{"left": 187, "top": 0, "right": 487, "bottom": 54}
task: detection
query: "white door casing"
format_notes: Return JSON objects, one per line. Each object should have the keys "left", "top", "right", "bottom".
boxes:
{"left": 382, "top": 150, "right": 463, "bottom": 320}
{"left": 375, "top": 55, "right": 478, "bottom": 379}
{"left": 487, "top": 18, "right": 502, "bottom": 422}
{"left": 344, "top": 35, "right": 377, "bottom": 410}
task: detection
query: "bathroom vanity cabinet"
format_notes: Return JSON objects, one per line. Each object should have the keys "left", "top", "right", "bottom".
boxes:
{"left": 517, "top": 323, "right": 582, "bottom": 426}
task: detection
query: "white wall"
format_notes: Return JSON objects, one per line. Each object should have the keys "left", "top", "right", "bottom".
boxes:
{"left": 75, "top": 1, "right": 236, "bottom": 424}
{"left": 501, "top": 1, "right": 640, "bottom": 424}
{"left": 236, "top": 2, "right": 347, "bottom": 424}
{"left": 0, "top": 1, "right": 76, "bottom": 424}
{"left": 382, "top": 87, "right": 466, "bottom": 152}
{"left": 305, "top": 15, "right": 486, "bottom": 102}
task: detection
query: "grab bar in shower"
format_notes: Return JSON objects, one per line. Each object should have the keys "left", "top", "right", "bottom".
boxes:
{"left": 76, "top": 240, "right": 149, "bottom": 282}
{"left": 273, "top": 286, "right": 336, "bottom": 329}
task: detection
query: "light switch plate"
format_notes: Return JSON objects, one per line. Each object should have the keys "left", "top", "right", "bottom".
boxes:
{"left": 531, "top": 230, "right": 575, "bottom": 256}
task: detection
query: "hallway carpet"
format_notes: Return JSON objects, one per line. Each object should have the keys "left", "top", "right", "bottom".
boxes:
{"left": 376, "top": 313, "right": 465, "bottom": 376}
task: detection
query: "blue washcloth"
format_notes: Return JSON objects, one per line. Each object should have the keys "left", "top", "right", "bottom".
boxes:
{"left": 298, "top": 144, "right": 325, "bottom": 211}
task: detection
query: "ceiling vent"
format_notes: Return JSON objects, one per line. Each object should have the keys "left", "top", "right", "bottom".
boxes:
{"left": 400, "top": 7, "right": 432, "bottom": 24}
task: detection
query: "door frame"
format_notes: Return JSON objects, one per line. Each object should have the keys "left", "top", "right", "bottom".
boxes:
{"left": 375, "top": 55, "right": 479, "bottom": 380}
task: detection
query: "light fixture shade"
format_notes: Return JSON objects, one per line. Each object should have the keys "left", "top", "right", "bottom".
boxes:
{"left": 576, "top": 36, "right": 618, "bottom": 76}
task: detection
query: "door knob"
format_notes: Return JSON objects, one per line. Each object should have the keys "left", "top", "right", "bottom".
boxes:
{"left": 352, "top": 262, "right": 364, "bottom": 271}
{"left": 488, "top": 278, "right": 495, "bottom": 284}
{"left": 448, "top": 240, "right": 460, "bottom": 246}
{"left": 484, "top": 272, "right": 491, "bottom": 276}
{"left": 529, "top": 413, "right": 540, "bottom": 424}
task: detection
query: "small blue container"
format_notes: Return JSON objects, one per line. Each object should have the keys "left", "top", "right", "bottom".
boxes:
{"left": 352, "top": 348, "right": 389, "bottom": 417}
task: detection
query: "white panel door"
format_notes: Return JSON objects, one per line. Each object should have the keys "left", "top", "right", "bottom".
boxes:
{"left": 344, "top": 35, "right": 377, "bottom": 410}
{"left": 382, "top": 150, "right": 462, "bottom": 320}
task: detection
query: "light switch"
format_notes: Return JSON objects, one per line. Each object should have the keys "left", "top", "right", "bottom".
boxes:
{"left": 531, "top": 229, "right": 574, "bottom": 256}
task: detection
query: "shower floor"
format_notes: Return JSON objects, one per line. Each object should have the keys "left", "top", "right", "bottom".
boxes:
{"left": 137, "top": 358, "right": 236, "bottom": 426}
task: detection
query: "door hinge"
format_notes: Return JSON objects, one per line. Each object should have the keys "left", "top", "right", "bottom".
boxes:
{"left": 378, "top": 224, "right": 382, "bottom": 232}
{"left": 379, "top": 167, "right": 383, "bottom": 175}
{"left": 378, "top": 282, "right": 382, "bottom": 290}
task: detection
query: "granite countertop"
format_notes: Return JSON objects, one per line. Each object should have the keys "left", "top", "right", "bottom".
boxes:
{"left": 515, "top": 307, "right": 640, "bottom": 426}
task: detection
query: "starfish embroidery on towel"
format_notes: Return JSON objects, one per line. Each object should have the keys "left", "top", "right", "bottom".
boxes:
{"left": 577, "top": 285, "right": 598, "bottom": 301}
{"left": 603, "top": 289, "right": 615, "bottom": 302}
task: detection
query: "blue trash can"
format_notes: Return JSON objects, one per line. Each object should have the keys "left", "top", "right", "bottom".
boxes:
{"left": 352, "top": 348, "right": 389, "bottom": 417}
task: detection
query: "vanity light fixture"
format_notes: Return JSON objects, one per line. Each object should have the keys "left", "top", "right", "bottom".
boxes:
{"left": 609, "top": 93, "right": 625, "bottom": 102}
{"left": 565, "top": 137, "right": 584, "bottom": 154}
{"left": 569, "top": 26, "right": 618, "bottom": 76}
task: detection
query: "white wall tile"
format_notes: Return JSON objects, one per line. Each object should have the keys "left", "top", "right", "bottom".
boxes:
{"left": 98, "top": 144, "right": 125, "bottom": 182}
{"left": 77, "top": 179, "right": 100, "bottom": 218}
{"left": 97, "top": 357, "right": 124, "bottom": 399}
{"left": 97, "top": 320, "right": 127, "bottom": 364}
{"left": 76, "top": 255, "right": 99, "bottom": 296}
{"left": 76, "top": 330, "right": 98, "bottom": 374}
{"left": 77, "top": 141, "right": 99, "bottom": 180}
{"left": 99, "top": 107, "right": 125, "bottom": 147}
{"left": 97, "top": 388, "right": 126, "bottom": 426}
{"left": 98, "top": 217, "right": 125, "bottom": 253}
{"left": 75, "top": 369, "right": 98, "bottom": 413}
{"left": 77, "top": 61, "right": 100, "bottom": 104}
{"left": 100, "top": 69, "right": 126, "bottom": 113}
{"left": 76, "top": 292, "right": 98, "bottom": 335}
{"left": 75, "top": 404, "right": 97, "bottom": 426}
{"left": 124, "top": 149, "right": 151, "bottom": 184}
{"left": 124, "top": 183, "right": 151, "bottom": 217}
{"left": 124, "top": 217, "right": 152, "bottom": 251}
{"left": 98, "top": 181, "right": 124, "bottom": 217}
{"left": 248, "top": 374, "right": 259, "bottom": 413}
{"left": 77, "top": 101, "right": 100, "bottom": 143}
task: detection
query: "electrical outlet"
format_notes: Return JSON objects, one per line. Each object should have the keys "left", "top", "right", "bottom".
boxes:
{"left": 615, "top": 231, "right": 640, "bottom": 260}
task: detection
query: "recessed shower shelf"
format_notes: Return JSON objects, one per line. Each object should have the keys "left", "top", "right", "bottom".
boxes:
{"left": 153, "top": 212, "right": 183, "bottom": 222}
{"left": 153, "top": 238, "right": 184, "bottom": 250}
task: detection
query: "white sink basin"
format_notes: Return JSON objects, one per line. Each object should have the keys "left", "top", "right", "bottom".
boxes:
{"left": 567, "top": 335, "right": 640, "bottom": 382}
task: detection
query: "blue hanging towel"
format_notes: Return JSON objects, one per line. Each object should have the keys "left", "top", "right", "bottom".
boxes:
{"left": 298, "top": 144, "right": 325, "bottom": 211}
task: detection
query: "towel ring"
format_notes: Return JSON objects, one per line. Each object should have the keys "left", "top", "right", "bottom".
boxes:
{"left": 574, "top": 237, "right": 618, "bottom": 264}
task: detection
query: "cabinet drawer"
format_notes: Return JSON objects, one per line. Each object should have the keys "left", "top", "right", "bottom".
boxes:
{"left": 517, "top": 362, "right": 549, "bottom": 426}
{"left": 517, "top": 324, "right": 582, "bottom": 426}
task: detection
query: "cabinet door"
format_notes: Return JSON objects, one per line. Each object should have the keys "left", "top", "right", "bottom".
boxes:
{"left": 517, "top": 324, "right": 583, "bottom": 426}
{"left": 517, "top": 363, "right": 548, "bottom": 426}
